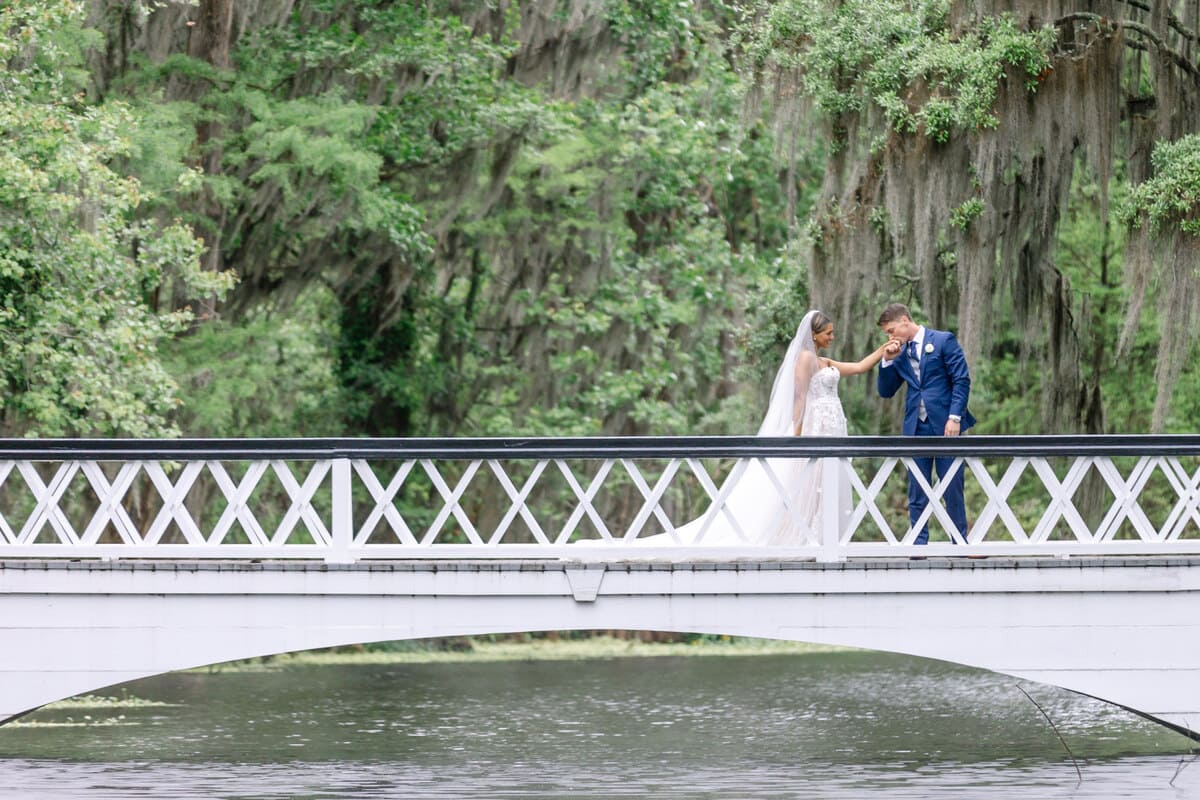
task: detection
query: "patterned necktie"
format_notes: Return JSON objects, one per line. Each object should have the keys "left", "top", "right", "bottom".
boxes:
{"left": 909, "top": 339, "right": 927, "bottom": 419}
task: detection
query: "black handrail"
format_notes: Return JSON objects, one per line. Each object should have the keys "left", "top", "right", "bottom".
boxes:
{"left": 0, "top": 435, "right": 1199, "bottom": 460}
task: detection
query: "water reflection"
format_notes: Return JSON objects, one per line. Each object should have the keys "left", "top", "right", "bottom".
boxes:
{"left": 0, "top": 651, "right": 1194, "bottom": 799}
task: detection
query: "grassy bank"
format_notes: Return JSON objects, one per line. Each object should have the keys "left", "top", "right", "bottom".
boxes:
{"left": 201, "top": 635, "right": 853, "bottom": 672}
{"left": 22, "top": 637, "right": 851, "bottom": 720}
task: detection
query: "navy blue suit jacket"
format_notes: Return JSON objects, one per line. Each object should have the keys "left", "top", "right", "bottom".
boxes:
{"left": 877, "top": 328, "right": 975, "bottom": 436}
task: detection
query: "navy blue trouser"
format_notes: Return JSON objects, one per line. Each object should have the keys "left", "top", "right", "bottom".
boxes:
{"left": 909, "top": 417, "right": 968, "bottom": 545}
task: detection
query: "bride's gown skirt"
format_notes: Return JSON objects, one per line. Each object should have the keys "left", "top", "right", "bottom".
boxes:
{"left": 763, "top": 366, "right": 849, "bottom": 545}
{"left": 655, "top": 366, "right": 851, "bottom": 547}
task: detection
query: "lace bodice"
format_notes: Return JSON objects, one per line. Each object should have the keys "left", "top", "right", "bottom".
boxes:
{"left": 801, "top": 366, "right": 848, "bottom": 436}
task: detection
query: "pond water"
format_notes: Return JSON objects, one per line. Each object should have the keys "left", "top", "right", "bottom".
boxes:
{"left": 0, "top": 649, "right": 1195, "bottom": 799}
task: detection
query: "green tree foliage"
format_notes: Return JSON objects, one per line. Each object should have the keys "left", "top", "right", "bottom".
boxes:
{"left": 15, "top": 0, "right": 1199, "bottom": 446}
{"left": 750, "top": 0, "right": 1056, "bottom": 145}
{"left": 92, "top": 0, "right": 811, "bottom": 439}
{"left": 0, "top": 0, "right": 230, "bottom": 436}
{"left": 103, "top": 1, "right": 534, "bottom": 434}
{"left": 1121, "top": 134, "right": 1200, "bottom": 237}
{"left": 469, "top": 75, "right": 800, "bottom": 436}
{"left": 1116, "top": 134, "right": 1200, "bottom": 430}
{"left": 162, "top": 289, "right": 342, "bottom": 437}
{"left": 748, "top": 0, "right": 1200, "bottom": 434}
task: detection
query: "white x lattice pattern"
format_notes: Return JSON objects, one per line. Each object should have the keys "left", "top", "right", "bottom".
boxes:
{"left": 0, "top": 453, "right": 1197, "bottom": 559}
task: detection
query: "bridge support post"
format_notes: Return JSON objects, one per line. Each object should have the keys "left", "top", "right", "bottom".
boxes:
{"left": 326, "top": 458, "right": 354, "bottom": 564}
{"left": 564, "top": 565, "right": 606, "bottom": 601}
{"left": 817, "top": 457, "right": 845, "bottom": 563}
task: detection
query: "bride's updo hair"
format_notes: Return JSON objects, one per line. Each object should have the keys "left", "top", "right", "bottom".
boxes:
{"left": 810, "top": 310, "right": 832, "bottom": 335}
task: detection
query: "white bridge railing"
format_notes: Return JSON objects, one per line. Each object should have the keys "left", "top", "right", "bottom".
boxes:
{"left": 0, "top": 436, "right": 1198, "bottom": 561}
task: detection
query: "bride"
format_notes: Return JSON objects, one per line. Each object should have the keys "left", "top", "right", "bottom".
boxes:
{"left": 644, "top": 309, "right": 893, "bottom": 546}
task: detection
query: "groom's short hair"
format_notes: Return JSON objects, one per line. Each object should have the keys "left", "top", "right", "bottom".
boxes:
{"left": 877, "top": 303, "right": 912, "bottom": 326}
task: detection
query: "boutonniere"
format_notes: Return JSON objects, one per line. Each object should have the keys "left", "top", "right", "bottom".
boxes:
{"left": 924, "top": 343, "right": 935, "bottom": 354}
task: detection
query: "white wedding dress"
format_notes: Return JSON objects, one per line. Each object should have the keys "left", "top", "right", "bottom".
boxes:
{"left": 760, "top": 365, "right": 849, "bottom": 545}
{"left": 633, "top": 314, "right": 853, "bottom": 547}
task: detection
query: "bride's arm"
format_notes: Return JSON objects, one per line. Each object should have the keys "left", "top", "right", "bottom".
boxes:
{"left": 828, "top": 340, "right": 896, "bottom": 376}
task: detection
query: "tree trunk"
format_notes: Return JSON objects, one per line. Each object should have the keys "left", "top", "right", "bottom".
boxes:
{"left": 181, "top": 0, "right": 234, "bottom": 317}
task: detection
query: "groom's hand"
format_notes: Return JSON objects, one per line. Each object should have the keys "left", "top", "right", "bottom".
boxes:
{"left": 884, "top": 338, "right": 902, "bottom": 358}
{"left": 944, "top": 419, "right": 961, "bottom": 437}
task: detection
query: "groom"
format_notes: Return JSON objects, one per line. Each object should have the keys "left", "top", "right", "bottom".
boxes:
{"left": 877, "top": 303, "right": 975, "bottom": 545}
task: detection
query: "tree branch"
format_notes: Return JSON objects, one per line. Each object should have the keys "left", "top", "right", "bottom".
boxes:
{"left": 1055, "top": 13, "right": 1200, "bottom": 81}
{"left": 1110, "top": 0, "right": 1198, "bottom": 45}
{"left": 1123, "top": 19, "right": 1200, "bottom": 79}
{"left": 1016, "top": 684, "right": 1083, "bottom": 783}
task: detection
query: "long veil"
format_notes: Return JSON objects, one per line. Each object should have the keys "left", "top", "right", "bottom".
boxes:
{"left": 639, "top": 311, "right": 823, "bottom": 546}
{"left": 758, "top": 310, "right": 820, "bottom": 438}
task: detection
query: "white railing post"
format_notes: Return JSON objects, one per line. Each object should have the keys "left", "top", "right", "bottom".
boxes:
{"left": 327, "top": 458, "right": 354, "bottom": 564}
{"left": 818, "top": 456, "right": 845, "bottom": 563}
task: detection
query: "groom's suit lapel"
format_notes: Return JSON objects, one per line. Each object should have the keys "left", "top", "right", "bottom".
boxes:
{"left": 907, "top": 329, "right": 940, "bottom": 388}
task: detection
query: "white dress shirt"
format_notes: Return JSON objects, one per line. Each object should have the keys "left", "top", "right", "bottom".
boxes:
{"left": 882, "top": 326, "right": 928, "bottom": 421}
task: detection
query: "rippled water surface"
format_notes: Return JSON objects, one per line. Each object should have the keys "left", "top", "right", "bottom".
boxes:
{"left": 0, "top": 650, "right": 1196, "bottom": 799}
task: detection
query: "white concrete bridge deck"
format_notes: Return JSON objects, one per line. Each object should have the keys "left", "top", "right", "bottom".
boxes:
{"left": 2, "top": 554, "right": 1198, "bottom": 739}
{"left": 1, "top": 436, "right": 1199, "bottom": 737}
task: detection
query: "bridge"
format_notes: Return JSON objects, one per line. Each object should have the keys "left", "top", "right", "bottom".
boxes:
{"left": 0, "top": 436, "right": 1198, "bottom": 739}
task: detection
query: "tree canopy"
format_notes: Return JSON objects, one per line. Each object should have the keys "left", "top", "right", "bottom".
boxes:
{"left": 0, "top": 0, "right": 230, "bottom": 436}
{"left": 1, "top": 0, "right": 1198, "bottom": 438}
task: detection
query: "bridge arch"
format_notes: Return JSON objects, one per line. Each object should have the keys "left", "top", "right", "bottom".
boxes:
{"left": 2, "top": 558, "right": 1197, "bottom": 741}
